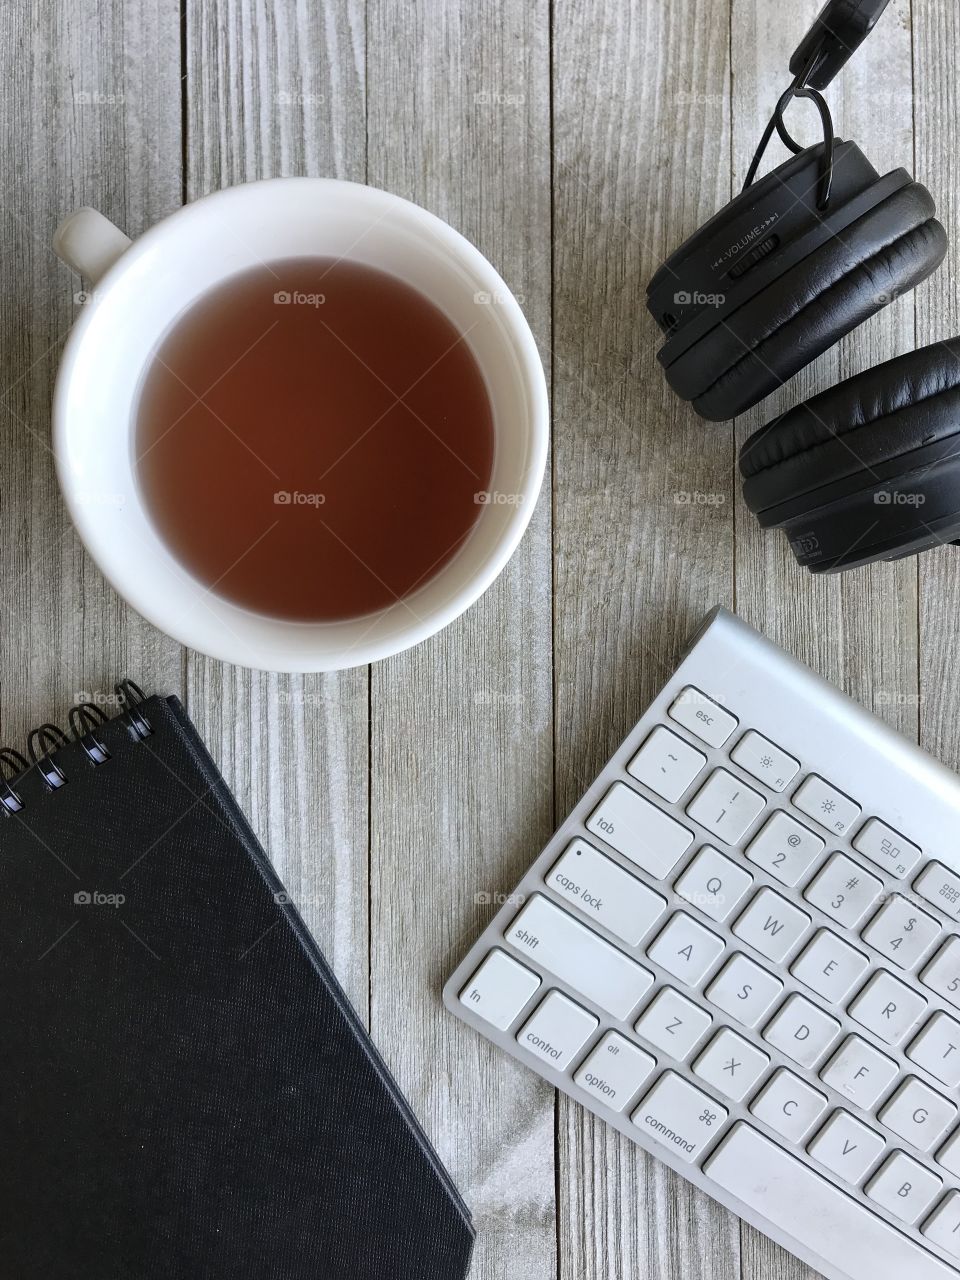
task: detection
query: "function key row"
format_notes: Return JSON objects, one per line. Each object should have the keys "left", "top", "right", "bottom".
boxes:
{"left": 662, "top": 687, "right": 924, "bottom": 882}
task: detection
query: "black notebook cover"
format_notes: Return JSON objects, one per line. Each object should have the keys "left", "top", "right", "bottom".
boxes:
{"left": 0, "top": 692, "right": 474, "bottom": 1279}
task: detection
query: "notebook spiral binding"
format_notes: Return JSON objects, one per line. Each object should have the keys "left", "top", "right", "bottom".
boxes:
{"left": 0, "top": 679, "right": 153, "bottom": 814}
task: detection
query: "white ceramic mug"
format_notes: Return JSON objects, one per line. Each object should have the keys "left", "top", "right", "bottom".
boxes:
{"left": 52, "top": 179, "right": 548, "bottom": 672}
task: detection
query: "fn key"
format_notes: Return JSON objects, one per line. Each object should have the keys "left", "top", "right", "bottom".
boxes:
{"left": 459, "top": 949, "right": 541, "bottom": 1030}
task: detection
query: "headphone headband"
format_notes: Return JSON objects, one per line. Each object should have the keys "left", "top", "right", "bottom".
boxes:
{"left": 789, "top": 0, "right": 892, "bottom": 91}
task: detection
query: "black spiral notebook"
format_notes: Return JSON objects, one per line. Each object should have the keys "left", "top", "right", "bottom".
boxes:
{"left": 0, "top": 686, "right": 474, "bottom": 1280}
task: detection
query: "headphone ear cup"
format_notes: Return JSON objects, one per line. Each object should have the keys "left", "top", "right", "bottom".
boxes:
{"left": 740, "top": 339, "right": 960, "bottom": 572}
{"left": 666, "top": 182, "right": 946, "bottom": 421}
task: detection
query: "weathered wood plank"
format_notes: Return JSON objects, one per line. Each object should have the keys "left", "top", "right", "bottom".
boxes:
{"left": 731, "top": 2, "right": 916, "bottom": 1276}
{"left": 9, "top": 3, "right": 958, "bottom": 1278}
{"left": 914, "top": 0, "right": 960, "bottom": 775}
{"left": 0, "top": 0, "right": 183, "bottom": 746}
{"left": 183, "top": 0, "right": 370, "bottom": 1007}
{"left": 365, "top": 2, "right": 555, "bottom": 1275}
{"left": 731, "top": 0, "right": 918, "bottom": 728}
{"left": 552, "top": 1, "right": 739, "bottom": 1277}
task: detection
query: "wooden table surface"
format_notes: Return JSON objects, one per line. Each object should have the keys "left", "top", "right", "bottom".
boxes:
{"left": 4, "top": 1, "right": 959, "bottom": 1277}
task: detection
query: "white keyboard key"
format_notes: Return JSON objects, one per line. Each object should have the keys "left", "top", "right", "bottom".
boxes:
{"left": 627, "top": 726, "right": 706, "bottom": 803}
{"left": 807, "top": 1109, "right": 885, "bottom": 1184}
{"left": 915, "top": 862, "right": 960, "bottom": 922}
{"left": 762, "top": 993, "right": 840, "bottom": 1068}
{"left": 507, "top": 895, "right": 653, "bottom": 1021}
{"left": 849, "top": 970, "right": 928, "bottom": 1045}
{"left": 706, "top": 953, "right": 783, "bottom": 1028}
{"left": 862, "top": 895, "right": 941, "bottom": 970}
{"left": 459, "top": 948, "right": 541, "bottom": 1030}
{"left": 745, "top": 811, "right": 823, "bottom": 887}
{"left": 729, "top": 730, "right": 800, "bottom": 793}
{"left": 732, "top": 887, "right": 809, "bottom": 963}
{"left": 516, "top": 990, "right": 599, "bottom": 1071}
{"left": 867, "top": 1151, "right": 942, "bottom": 1225}
{"left": 854, "top": 817, "right": 922, "bottom": 878}
{"left": 820, "top": 1035, "right": 899, "bottom": 1108}
{"left": 879, "top": 1078, "right": 956, "bottom": 1153}
{"left": 586, "top": 782, "right": 693, "bottom": 879}
{"left": 547, "top": 840, "right": 666, "bottom": 946}
{"left": 790, "top": 928, "right": 869, "bottom": 1003}
{"left": 693, "top": 1027, "right": 769, "bottom": 1102}
{"left": 908, "top": 1012, "right": 960, "bottom": 1087}
{"left": 634, "top": 986, "right": 712, "bottom": 1060}
{"left": 706, "top": 1123, "right": 959, "bottom": 1280}
{"left": 750, "top": 1066, "right": 827, "bottom": 1141}
{"left": 668, "top": 686, "right": 737, "bottom": 748}
{"left": 803, "top": 852, "right": 884, "bottom": 929}
{"left": 792, "top": 774, "right": 861, "bottom": 838}
{"left": 923, "top": 1190, "right": 960, "bottom": 1259}
{"left": 632, "top": 1070, "right": 728, "bottom": 1160}
{"left": 686, "top": 769, "right": 766, "bottom": 845}
{"left": 646, "top": 912, "right": 725, "bottom": 986}
{"left": 937, "top": 1127, "right": 960, "bottom": 1178}
{"left": 922, "top": 936, "right": 960, "bottom": 1012}
{"left": 574, "top": 1031, "right": 655, "bottom": 1112}
{"left": 673, "top": 845, "right": 753, "bottom": 923}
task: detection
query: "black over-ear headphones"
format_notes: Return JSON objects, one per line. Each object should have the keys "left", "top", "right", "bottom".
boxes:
{"left": 647, "top": 0, "right": 960, "bottom": 574}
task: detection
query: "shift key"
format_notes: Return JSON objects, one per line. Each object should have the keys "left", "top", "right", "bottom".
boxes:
{"left": 507, "top": 894, "right": 654, "bottom": 1020}
{"left": 587, "top": 781, "right": 694, "bottom": 879}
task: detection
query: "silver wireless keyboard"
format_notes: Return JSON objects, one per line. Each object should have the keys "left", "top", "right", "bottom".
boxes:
{"left": 444, "top": 607, "right": 960, "bottom": 1280}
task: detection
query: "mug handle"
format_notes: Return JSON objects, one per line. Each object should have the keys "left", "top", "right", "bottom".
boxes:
{"left": 53, "top": 207, "right": 132, "bottom": 284}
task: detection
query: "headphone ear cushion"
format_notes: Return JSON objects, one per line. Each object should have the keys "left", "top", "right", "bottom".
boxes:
{"left": 740, "top": 339, "right": 960, "bottom": 515}
{"left": 667, "top": 182, "right": 946, "bottom": 421}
